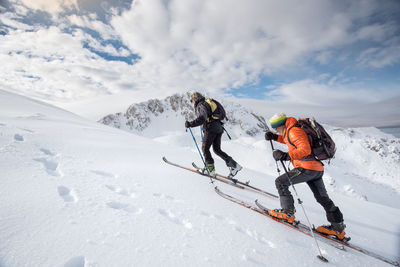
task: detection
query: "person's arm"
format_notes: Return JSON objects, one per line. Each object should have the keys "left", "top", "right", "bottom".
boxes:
{"left": 188, "top": 103, "right": 208, "bottom": 127}
{"left": 276, "top": 135, "right": 285, "bottom": 144}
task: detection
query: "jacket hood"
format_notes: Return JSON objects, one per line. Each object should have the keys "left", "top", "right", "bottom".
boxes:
{"left": 285, "top": 117, "right": 298, "bottom": 129}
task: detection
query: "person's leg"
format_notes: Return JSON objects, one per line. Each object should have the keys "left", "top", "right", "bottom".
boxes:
{"left": 211, "top": 131, "right": 242, "bottom": 176}
{"left": 275, "top": 168, "right": 304, "bottom": 211}
{"left": 307, "top": 177, "right": 344, "bottom": 224}
{"left": 202, "top": 131, "right": 216, "bottom": 164}
{"left": 275, "top": 168, "right": 323, "bottom": 211}
{"left": 211, "top": 131, "right": 230, "bottom": 162}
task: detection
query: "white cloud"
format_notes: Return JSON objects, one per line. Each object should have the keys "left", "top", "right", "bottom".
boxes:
{"left": 357, "top": 41, "right": 400, "bottom": 68}
{"left": 13, "top": 0, "right": 78, "bottom": 17}
{"left": 65, "top": 14, "right": 119, "bottom": 40}
{"left": 265, "top": 79, "right": 378, "bottom": 106}
{"left": 0, "top": 24, "right": 139, "bottom": 101}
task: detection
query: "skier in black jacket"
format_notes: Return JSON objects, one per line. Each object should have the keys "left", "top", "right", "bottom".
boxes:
{"left": 185, "top": 92, "right": 242, "bottom": 177}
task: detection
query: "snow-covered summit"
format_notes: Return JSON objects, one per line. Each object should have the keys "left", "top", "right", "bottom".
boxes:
{"left": 99, "top": 92, "right": 269, "bottom": 138}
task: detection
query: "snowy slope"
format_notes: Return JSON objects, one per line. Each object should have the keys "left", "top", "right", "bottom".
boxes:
{"left": 1, "top": 89, "right": 399, "bottom": 267}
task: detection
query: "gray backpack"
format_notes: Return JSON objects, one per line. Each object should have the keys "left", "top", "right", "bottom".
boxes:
{"left": 287, "top": 118, "right": 336, "bottom": 162}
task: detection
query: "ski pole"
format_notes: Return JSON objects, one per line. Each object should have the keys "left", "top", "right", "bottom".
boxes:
{"left": 188, "top": 127, "right": 206, "bottom": 166}
{"left": 188, "top": 127, "right": 215, "bottom": 180}
{"left": 200, "top": 126, "right": 204, "bottom": 141}
{"left": 279, "top": 160, "right": 328, "bottom": 263}
{"left": 269, "top": 140, "right": 281, "bottom": 175}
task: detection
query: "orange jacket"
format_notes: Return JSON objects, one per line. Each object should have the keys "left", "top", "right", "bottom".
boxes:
{"left": 276, "top": 117, "right": 324, "bottom": 171}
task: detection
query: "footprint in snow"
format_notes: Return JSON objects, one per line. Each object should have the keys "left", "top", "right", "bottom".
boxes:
{"left": 105, "top": 185, "right": 137, "bottom": 198}
{"left": 106, "top": 201, "right": 142, "bottom": 214}
{"left": 63, "top": 256, "right": 86, "bottom": 267}
{"left": 34, "top": 148, "right": 62, "bottom": 176}
{"left": 158, "top": 209, "right": 193, "bottom": 229}
{"left": 34, "top": 157, "right": 61, "bottom": 176}
{"left": 58, "top": 186, "right": 78, "bottom": 203}
{"left": 14, "top": 134, "right": 24, "bottom": 141}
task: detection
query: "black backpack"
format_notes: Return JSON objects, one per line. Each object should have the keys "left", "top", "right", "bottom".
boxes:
{"left": 287, "top": 118, "right": 336, "bottom": 162}
{"left": 205, "top": 98, "right": 227, "bottom": 122}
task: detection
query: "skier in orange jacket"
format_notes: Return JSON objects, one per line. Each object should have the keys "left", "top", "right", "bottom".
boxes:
{"left": 265, "top": 113, "right": 346, "bottom": 239}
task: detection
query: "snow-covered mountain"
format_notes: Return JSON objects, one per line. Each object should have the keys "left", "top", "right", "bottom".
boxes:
{"left": 1, "top": 89, "right": 400, "bottom": 267}
{"left": 99, "top": 92, "right": 269, "bottom": 138}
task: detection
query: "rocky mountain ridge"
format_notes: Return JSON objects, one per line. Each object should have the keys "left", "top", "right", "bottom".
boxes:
{"left": 99, "top": 92, "right": 269, "bottom": 137}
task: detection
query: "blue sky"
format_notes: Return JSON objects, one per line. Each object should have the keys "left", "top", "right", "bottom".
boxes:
{"left": 0, "top": 0, "right": 399, "bottom": 110}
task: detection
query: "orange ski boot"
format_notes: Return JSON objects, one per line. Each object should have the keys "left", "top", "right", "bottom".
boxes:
{"left": 316, "top": 222, "right": 346, "bottom": 240}
{"left": 269, "top": 209, "right": 296, "bottom": 224}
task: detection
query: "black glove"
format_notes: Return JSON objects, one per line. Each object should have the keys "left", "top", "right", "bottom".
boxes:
{"left": 273, "top": 150, "right": 290, "bottom": 161}
{"left": 185, "top": 121, "right": 191, "bottom": 128}
{"left": 265, "top": 131, "right": 278, "bottom": 141}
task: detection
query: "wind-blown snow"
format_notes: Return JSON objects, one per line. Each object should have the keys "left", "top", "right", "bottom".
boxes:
{"left": 1, "top": 89, "right": 399, "bottom": 266}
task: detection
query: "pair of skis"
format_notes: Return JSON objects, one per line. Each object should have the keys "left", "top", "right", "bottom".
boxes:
{"left": 163, "top": 157, "right": 399, "bottom": 266}
{"left": 215, "top": 187, "right": 399, "bottom": 266}
{"left": 162, "top": 156, "right": 278, "bottom": 200}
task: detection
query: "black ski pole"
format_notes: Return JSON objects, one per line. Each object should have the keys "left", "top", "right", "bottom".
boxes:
{"left": 269, "top": 140, "right": 281, "bottom": 175}
{"left": 279, "top": 160, "right": 328, "bottom": 263}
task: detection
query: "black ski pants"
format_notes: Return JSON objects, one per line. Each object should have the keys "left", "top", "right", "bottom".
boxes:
{"left": 202, "top": 130, "right": 231, "bottom": 165}
{"left": 275, "top": 167, "right": 343, "bottom": 224}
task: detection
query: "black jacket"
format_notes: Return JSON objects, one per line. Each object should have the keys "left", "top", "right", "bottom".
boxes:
{"left": 189, "top": 97, "right": 223, "bottom": 133}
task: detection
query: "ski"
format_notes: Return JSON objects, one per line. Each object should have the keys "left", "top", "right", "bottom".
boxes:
{"left": 214, "top": 186, "right": 344, "bottom": 251}
{"left": 163, "top": 157, "right": 245, "bottom": 190}
{"left": 162, "top": 157, "right": 278, "bottom": 200}
{"left": 215, "top": 187, "right": 400, "bottom": 266}
{"left": 192, "top": 162, "right": 278, "bottom": 199}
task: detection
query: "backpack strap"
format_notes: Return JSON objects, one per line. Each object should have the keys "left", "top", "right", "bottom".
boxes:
{"left": 286, "top": 124, "right": 299, "bottom": 148}
{"left": 222, "top": 126, "right": 232, "bottom": 140}
{"left": 286, "top": 124, "right": 321, "bottom": 163}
